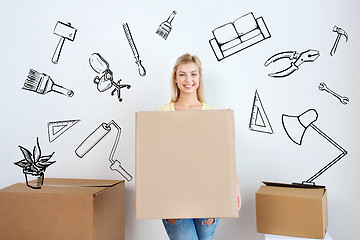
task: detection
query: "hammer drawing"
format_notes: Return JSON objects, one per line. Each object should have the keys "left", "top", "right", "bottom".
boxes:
{"left": 52, "top": 21, "right": 77, "bottom": 64}
{"left": 330, "top": 26, "right": 348, "bottom": 56}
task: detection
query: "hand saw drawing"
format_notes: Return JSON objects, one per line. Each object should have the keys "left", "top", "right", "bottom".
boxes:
{"left": 23, "top": 69, "right": 74, "bottom": 97}
{"left": 249, "top": 90, "right": 273, "bottom": 134}
{"left": 14, "top": 137, "right": 55, "bottom": 189}
{"left": 264, "top": 49, "right": 320, "bottom": 78}
{"left": 75, "top": 120, "right": 132, "bottom": 182}
{"left": 123, "top": 23, "right": 146, "bottom": 76}
{"left": 89, "top": 53, "right": 131, "bottom": 102}
{"left": 47, "top": 119, "right": 80, "bottom": 143}
{"left": 52, "top": 21, "right": 77, "bottom": 64}
{"left": 209, "top": 12, "right": 271, "bottom": 61}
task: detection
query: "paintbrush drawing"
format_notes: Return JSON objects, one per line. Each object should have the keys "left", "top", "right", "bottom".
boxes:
{"left": 52, "top": 21, "right": 77, "bottom": 64}
{"left": 123, "top": 23, "right": 146, "bottom": 76}
{"left": 23, "top": 69, "right": 74, "bottom": 97}
{"left": 156, "top": 10, "right": 177, "bottom": 40}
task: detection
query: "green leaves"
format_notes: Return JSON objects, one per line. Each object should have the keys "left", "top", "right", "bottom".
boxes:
{"left": 14, "top": 137, "right": 55, "bottom": 175}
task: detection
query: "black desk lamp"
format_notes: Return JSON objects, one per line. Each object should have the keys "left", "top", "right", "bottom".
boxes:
{"left": 282, "top": 109, "right": 347, "bottom": 186}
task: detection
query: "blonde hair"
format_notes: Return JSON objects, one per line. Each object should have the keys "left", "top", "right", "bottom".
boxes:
{"left": 171, "top": 53, "right": 205, "bottom": 103}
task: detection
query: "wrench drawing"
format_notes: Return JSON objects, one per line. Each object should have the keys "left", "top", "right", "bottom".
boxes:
{"left": 318, "top": 82, "right": 349, "bottom": 105}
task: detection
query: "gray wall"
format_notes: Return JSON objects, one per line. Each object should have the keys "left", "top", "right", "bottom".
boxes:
{"left": 1, "top": 0, "right": 359, "bottom": 239}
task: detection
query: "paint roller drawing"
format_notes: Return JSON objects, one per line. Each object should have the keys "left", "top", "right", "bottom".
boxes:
{"left": 75, "top": 123, "right": 110, "bottom": 157}
{"left": 75, "top": 121, "right": 132, "bottom": 181}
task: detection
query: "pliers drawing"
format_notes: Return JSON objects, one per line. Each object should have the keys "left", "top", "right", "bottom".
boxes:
{"left": 264, "top": 49, "right": 320, "bottom": 78}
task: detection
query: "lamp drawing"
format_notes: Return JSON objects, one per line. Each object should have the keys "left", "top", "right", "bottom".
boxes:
{"left": 75, "top": 120, "right": 132, "bottom": 181}
{"left": 282, "top": 109, "right": 347, "bottom": 186}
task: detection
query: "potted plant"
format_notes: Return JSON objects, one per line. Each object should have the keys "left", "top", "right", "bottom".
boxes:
{"left": 14, "top": 137, "right": 55, "bottom": 189}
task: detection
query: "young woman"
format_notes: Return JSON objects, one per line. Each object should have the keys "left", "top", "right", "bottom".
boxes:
{"left": 157, "top": 53, "right": 241, "bottom": 240}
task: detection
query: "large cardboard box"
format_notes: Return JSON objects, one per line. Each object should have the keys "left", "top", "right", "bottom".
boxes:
{"left": 0, "top": 178, "right": 125, "bottom": 240}
{"left": 135, "top": 110, "right": 238, "bottom": 219}
{"left": 256, "top": 183, "right": 328, "bottom": 239}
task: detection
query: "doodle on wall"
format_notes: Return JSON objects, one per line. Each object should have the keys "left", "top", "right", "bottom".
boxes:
{"left": 330, "top": 26, "right": 348, "bottom": 56}
{"left": 209, "top": 12, "right": 271, "bottom": 61}
{"left": 89, "top": 53, "right": 131, "bottom": 102}
{"left": 48, "top": 119, "right": 80, "bottom": 143}
{"left": 52, "top": 21, "right": 77, "bottom": 64}
{"left": 14, "top": 137, "right": 55, "bottom": 189}
{"left": 23, "top": 69, "right": 74, "bottom": 97}
{"left": 123, "top": 23, "right": 146, "bottom": 76}
{"left": 75, "top": 120, "right": 133, "bottom": 182}
{"left": 318, "top": 82, "right": 349, "bottom": 105}
{"left": 249, "top": 90, "right": 273, "bottom": 134}
{"left": 156, "top": 10, "right": 177, "bottom": 40}
{"left": 282, "top": 109, "right": 347, "bottom": 186}
{"left": 264, "top": 49, "right": 320, "bottom": 78}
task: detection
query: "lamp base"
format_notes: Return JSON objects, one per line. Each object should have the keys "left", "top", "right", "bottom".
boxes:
{"left": 263, "top": 181, "right": 326, "bottom": 189}
{"left": 292, "top": 181, "right": 326, "bottom": 189}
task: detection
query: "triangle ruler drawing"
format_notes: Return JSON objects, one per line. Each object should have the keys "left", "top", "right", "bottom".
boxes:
{"left": 47, "top": 119, "right": 80, "bottom": 142}
{"left": 249, "top": 90, "right": 273, "bottom": 134}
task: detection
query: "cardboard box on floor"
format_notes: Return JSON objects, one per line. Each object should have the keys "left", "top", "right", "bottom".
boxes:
{"left": 256, "top": 182, "right": 328, "bottom": 239}
{"left": 135, "top": 110, "right": 238, "bottom": 219}
{"left": 0, "top": 178, "right": 125, "bottom": 240}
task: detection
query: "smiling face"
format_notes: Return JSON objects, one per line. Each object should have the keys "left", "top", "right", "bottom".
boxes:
{"left": 175, "top": 62, "right": 200, "bottom": 96}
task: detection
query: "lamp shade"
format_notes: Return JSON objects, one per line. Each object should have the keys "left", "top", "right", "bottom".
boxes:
{"left": 282, "top": 109, "right": 318, "bottom": 145}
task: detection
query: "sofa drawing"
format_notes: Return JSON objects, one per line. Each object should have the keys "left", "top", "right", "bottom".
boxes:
{"left": 209, "top": 12, "right": 271, "bottom": 61}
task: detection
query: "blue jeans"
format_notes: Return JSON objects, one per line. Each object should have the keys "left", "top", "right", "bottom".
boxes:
{"left": 162, "top": 218, "right": 219, "bottom": 240}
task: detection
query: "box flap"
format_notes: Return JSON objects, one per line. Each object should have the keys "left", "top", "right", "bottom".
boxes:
{"left": 257, "top": 185, "right": 325, "bottom": 199}
{"left": 263, "top": 181, "right": 325, "bottom": 189}
{"left": 1, "top": 178, "right": 124, "bottom": 195}
{"left": 41, "top": 178, "right": 122, "bottom": 187}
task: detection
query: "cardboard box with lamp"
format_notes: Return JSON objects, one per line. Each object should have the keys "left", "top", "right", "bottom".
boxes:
{"left": 256, "top": 109, "right": 347, "bottom": 239}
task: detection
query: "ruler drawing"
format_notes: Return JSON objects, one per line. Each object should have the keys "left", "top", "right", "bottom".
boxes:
{"left": 48, "top": 119, "right": 80, "bottom": 142}
{"left": 249, "top": 90, "right": 273, "bottom": 134}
